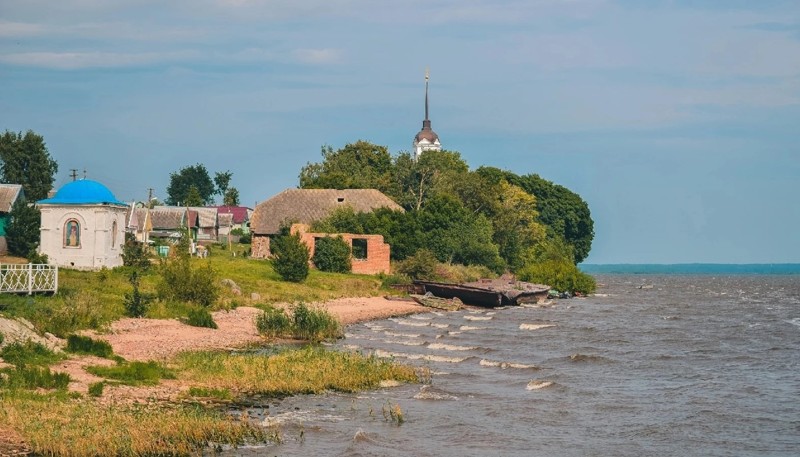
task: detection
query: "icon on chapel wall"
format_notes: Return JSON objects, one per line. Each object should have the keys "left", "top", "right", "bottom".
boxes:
{"left": 65, "top": 220, "right": 80, "bottom": 247}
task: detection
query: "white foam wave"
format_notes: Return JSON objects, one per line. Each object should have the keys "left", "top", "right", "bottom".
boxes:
{"left": 341, "top": 344, "right": 361, "bottom": 351}
{"left": 464, "top": 315, "right": 493, "bottom": 321}
{"left": 428, "top": 343, "right": 476, "bottom": 351}
{"left": 410, "top": 315, "right": 432, "bottom": 320}
{"left": 384, "top": 331, "right": 420, "bottom": 338}
{"left": 520, "top": 323, "right": 556, "bottom": 330}
{"left": 374, "top": 349, "right": 467, "bottom": 363}
{"left": 363, "top": 323, "right": 386, "bottom": 331}
{"left": 526, "top": 380, "right": 555, "bottom": 390}
{"left": 414, "top": 385, "right": 458, "bottom": 400}
{"left": 393, "top": 319, "right": 429, "bottom": 327}
{"left": 384, "top": 339, "right": 425, "bottom": 346}
{"left": 431, "top": 323, "right": 450, "bottom": 328}
{"left": 460, "top": 325, "right": 485, "bottom": 331}
{"left": 479, "top": 359, "right": 538, "bottom": 369}
{"left": 787, "top": 317, "right": 800, "bottom": 327}
{"left": 448, "top": 331, "right": 462, "bottom": 336}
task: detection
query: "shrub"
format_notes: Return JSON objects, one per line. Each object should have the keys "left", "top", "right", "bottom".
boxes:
{"left": 124, "top": 270, "right": 150, "bottom": 317}
{"left": 291, "top": 303, "right": 342, "bottom": 342}
{"left": 395, "top": 249, "right": 438, "bottom": 280}
{"left": 255, "top": 306, "right": 292, "bottom": 338}
{"left": 88, "top": 381, "right": 104, "bottom": 397}
{"left": 271, "top": 233, "right": 310, "bottom": 282}
{"left": 5, "top": 197, "right": 41, "bottom": 258}
{"left": 0, "top": 340, "right": 64, "bottom": 367}
{"left": 312, "top": 236, "right": 351, "bottom": 273}
{"left": 517, "top": 260, "right": 596, "bottom": 294}
{"left": 122, "top": 233, "right": 152, "bottom": 268}
{"left": 186, "top": 307, "right": 218, "bottom": 329}
{"left": 0, "top": 332, "right": 4, "bottom": 346}
{"left": 66, "top": 335, "right": 114, "bottom": 358}
{"left": 0, "top": 365, "right": 70, "bottom": 390}
{"left": 157, "top": 257, "right": 219, "bottom": 307}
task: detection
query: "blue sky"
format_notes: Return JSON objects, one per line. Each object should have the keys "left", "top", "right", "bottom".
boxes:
{"left": 2, "top": 0, "right": 798, "bottom": 264}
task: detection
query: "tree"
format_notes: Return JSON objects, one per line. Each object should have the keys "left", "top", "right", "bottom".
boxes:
{"left": 0, "top": 130, "right": 59, "bottom": 201}
{"left": 271, "top": 233, "right": 310, "bottom": 282}
{"left": 214, "top": 171, "right": 232, "bottom": 197}
{"left": 5, "top": 198, "right": 40, "bottom": 259}
{"left": 183, "top": 186, "right": 203, "bottom": 207}
{"left": 165, "top": 164, "right": 215, "bottom": 206}
{"left": 299, "top": 141, "right": 394, "bottom": 191}
{"left": 223, "top": 187, "right": 240, "bottom": 206}
{"left": 491, "top": 181, "right": 547, "bottom": 271}
{"left": 312, "top": 236, "right": 351, "bottom": 273}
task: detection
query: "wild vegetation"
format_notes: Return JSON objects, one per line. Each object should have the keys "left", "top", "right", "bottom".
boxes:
{"left": 256, "top": 303, "right": 342, "bottom": 342}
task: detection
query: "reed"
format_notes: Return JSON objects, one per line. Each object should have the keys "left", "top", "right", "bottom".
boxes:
{"left": 290, "top": 303, "right": 342, "bottom": 342}
{"left": 175, "top": 346, "right": 423, "bottom": 395}
{"left": 0, "top": 395, "right": 272, "bottom": 456}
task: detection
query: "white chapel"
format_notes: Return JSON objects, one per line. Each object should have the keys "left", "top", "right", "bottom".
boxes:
{"left": 412, "top": 70, "right": 442, "bottom": 160}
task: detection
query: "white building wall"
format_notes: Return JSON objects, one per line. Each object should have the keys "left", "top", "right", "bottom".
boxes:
{"left": 39, "top": 205, "right": 127, "bottom": 270}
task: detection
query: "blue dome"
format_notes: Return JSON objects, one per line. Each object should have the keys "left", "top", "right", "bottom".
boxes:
{"left": 38, "top": 179, "right": 126, "bottom": 206}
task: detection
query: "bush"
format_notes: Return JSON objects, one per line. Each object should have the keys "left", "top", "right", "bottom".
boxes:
{"left": 312, "top": 236, "right": 351, "bottom": 273}
{"left": 291, "top": 303, "right": 342, "bottom": 342}
{"left": 66, "top": 335, "right": 114, "bottom": 358}
{"left": 122, "top": 233, "right": 152, "bottom": 268}
{"left": 255, "top": 306, "right": 291, "bottom": 338}
{"left": 124, "top": 270, "right": 150, "bottom": 318}
{"left": 157, "top": 257, "right": 219, "bottom": 307}
{"left": 0, "top": 365, "right": 71, "bottom": 390}
{"left": 186, "top": 307, "right": 217, "bottom": 329}
{"left": 271, "top": 233, "right": 310, "bottom": 282}
{"left": 5, "top": 197, "right": 41, "bottom": 258}
{"left": 0, "top": 332, "right": 4, "bottom": 346}
{"left": 517, "top": 260, "right": 596, "bottom": 294}
{"left": 88, "top": 381, "right": 104, "bottom": 397}
{"left": 395, "top": 249, "right": 438, "bottom": 280}
{"left": 0, "top": 340, "right": 64, "bottom": 367}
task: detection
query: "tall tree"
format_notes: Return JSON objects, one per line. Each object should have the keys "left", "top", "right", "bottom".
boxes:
{"left": 5, "top": 198, "right": 41, "bottom": 259}
{"left": 165, "top": 164, "right": 215, "bottom": 206}
{"left": 299, "top": 141, "right": 394, "bottom": 191}
{"left": 0, "top": 130, "right": 59, "bottom": 201}
{"left": 214, "top": 171, "right": 232, "bottom": 197}
{"left": 223, "top": 187, "right": 240, "bottom": 206}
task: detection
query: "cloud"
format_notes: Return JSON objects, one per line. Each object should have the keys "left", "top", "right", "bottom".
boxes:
{"left": 0, "top": 21, "right": 46, "bottom": 37}
{"left": 0, "top": 51, "right": 198, "bottom": 70}
{"left": 291, "top": 48, "right": 343, "bottom": 65}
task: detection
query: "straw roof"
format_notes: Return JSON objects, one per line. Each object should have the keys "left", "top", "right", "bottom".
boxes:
{"left": 0, "top": 184, "right": 23, "bottom": 213}
{"left": 251, "top": 188, "right": 403, "bottom": 235}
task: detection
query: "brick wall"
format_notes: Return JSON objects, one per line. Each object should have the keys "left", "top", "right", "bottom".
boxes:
{"left": 251, "top": 234, "right": 271, "bottom": 258}
{"left": 291, "top": 224, "right": 392, "bottom": 275}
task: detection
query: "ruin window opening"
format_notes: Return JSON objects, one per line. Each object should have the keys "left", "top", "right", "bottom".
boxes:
{"left": 352, "top": 238, "right": 368, "bottom": 260}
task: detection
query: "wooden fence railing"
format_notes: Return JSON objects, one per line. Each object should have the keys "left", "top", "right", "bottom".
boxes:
{"left": 0, "top": 263, "right": 58, "bottom": 294}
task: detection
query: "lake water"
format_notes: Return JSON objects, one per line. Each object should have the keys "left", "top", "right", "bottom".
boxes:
{"left": 226, "top": 273, "right": 800, "bottom": 456}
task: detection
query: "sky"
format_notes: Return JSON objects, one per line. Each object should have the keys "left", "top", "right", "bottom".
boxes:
{"left": 1, "top": 0, "right": 799, "bottom": 264}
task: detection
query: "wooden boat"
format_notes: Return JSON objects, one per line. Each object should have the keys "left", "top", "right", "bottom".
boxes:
{"left": 410, "top": 294, "right": 463, "bottom": 311}
{"left": 413, "top": 279, "right": 550, "bottom": 308}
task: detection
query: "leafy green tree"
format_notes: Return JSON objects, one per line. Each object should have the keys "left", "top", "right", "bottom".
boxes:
{"left": 121, "top": 233, "right": 151, "bottom": 269}
{"left": 165, "top": 164, "right": 215, "bottom": 206}
{"left": 5, "top": 198, "right": 40, "bottom": 259}
{"left": 491, "top": 181, "right": 547, "bottom": 271}
{"left": 214, "top": 170, "right": 232, "bottom": 197}
{"left": 392, "top": 149, "right": 469, "bottom": 210}
{"left": 0, "top": 130, "right": 59, "bottom": 201}
{"left": 271, "top": 233, "right": 310, "bottom": 282}
{"left": 312, "top": 236, "right": 351, "bottom": 273}
{"left": 183, "top": 185, "right": 203, "bottom": 207}
{"left": 300, "top": 141, "right": 394, "bottom": 191}
{"left": 223, "top": 187, "right": 240, "bottom": 206}
{"left": 517, "top": 260, "right": 596, "bottom": 295}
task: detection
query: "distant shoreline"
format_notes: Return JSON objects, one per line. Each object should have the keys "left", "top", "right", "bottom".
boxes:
{"left": 580, "top": 263, "right": 800, "bottom": 275}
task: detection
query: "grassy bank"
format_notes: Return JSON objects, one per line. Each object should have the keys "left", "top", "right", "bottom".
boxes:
{"left": 0, "top": 247, "right": 385, "bottom": 337}
{"left": 1, "top": 342, "right": 426, "bottom": 456}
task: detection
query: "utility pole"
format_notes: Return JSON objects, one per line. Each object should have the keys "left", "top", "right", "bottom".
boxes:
{"left": 69, "top": 169, "right": 78, "bottom": 181}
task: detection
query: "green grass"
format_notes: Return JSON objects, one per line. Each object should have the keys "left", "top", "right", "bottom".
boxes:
{"left": 0, "top": 340, "right": 65, "bottom": 367}
{"left": 255, "top": 303, "right": 342, "bottom": 342}
{"left": 65, "top": 335, "right": 114, "bottom": 358}
{"left": 186, "top": 307, "right": 218, "bottom": 329}
{"left": 87, "top": 381, "right": 104, "bottom": 397}
{"left": 186, "top": 386, "right": 233, "bottom": 401}
{"left": 85, "top": 361, "right": 175, "bottom": 386}
{"left": 0, "top": 365, "right": 71, "bottom": 390}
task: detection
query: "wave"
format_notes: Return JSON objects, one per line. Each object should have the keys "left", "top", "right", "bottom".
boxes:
{"left": 374, "top": 349, "right": 469, "bottom": 363}
{"left": 526, "top": 380, "right": 556, "bottom": 390}
{"left": 390, "top": 319, "right": 430, "bottom": 327}
{"left": 459, "top": 325, "right": 486, "bottom": 331}
{"left": 428, "top": 343, "right": 477, "bottom": 351}
{"left": 431, "top": 323, "right": 450, "bottom": 329}
{"left": 410, "top": 315, "right": 432, "bottom": 320}
{"left": 464, "top": 315, "right": 493, "bottom": 321}
{"left": 383, "top": 331, "right": 421, "bottom": 338}
{"left": 520, "top": 323, "right": 556, "bottom": 330}
{"left": 413, "top": 385, "right": 458, "bottom": 401}
{"left": 568, "top": 353, "right": 611, "bottom": 363}
{"left": 787, "top": 318, "right": 800, "bottom": 327}
{"left": 479, "top": 359, "right": 539, "bottom": 370}
{"left": 384, "top": 339, "right": 426, "bottom": 346}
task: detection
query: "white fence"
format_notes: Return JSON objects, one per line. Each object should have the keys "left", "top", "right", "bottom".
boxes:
{"left": 0, "top": 263, "right": 58, "bottom": 294}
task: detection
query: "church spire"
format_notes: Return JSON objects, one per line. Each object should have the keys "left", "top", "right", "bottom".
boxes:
{"left": 413, "top": 67, "right": 441, "bottom": 160}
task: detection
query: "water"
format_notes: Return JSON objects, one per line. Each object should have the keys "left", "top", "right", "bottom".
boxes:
{"left": 226, "top": 274, "right": 800, "bottom": 456}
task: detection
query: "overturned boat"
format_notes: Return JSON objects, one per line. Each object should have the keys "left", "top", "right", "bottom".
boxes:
{"left": 413, "top": 278, "right": 550, "bottom": 308}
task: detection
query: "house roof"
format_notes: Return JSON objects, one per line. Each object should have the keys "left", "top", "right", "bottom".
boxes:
{"left": 250, "top": 188, "right": 404, "bottom": 235}
{"left": 213, "top": 206, "right": 251, "bottom": 224}
{"left": 188, "top": 207, "right": 218, "bottom": 228}
{"left": 150, "top": 206, "right": 187, "bottom": 230}
{"left": 37, "top": 179, "right": 126, "bottom": 207}
{"left": 218, "top": 213, "right": 234, "bottom": 227}
{"left": 126, "top": 207, "right": 151, "bottom": 230}
{"left": 0, "top": 184, "right": 23, "bottom": 213}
